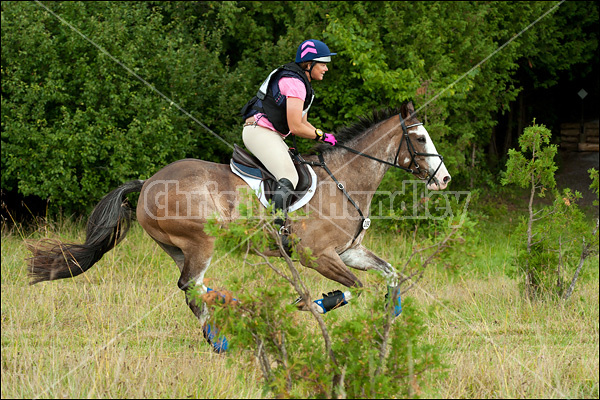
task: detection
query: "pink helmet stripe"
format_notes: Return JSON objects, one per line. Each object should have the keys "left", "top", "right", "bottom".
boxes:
{"left": 301, "top": 48, "right": 318, "bottom": 58}
{"left": 301, "top": 41, "right": 315, "bottom": 50}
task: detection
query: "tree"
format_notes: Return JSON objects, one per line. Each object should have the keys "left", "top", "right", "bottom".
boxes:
{"left": 502, "top": 121, "right": 599, "bottom": 299}
{"left": 199, "top": 196, "right": 451, "bottom": 398}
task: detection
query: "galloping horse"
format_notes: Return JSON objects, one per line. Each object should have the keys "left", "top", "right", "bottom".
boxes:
{"left": 27, "top": 101, "right": 450, "bottom": 349}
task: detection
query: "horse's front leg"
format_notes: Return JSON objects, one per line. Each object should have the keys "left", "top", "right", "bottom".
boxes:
{"left": 295, "top": 247, "right": 363, "bottom": 314}
{"left": 339, "top": 245, "right": 402, "bottom": 316}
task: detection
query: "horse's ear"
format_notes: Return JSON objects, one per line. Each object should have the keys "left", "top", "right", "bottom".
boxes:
{"left": 400, "top": 101, "right": 415, "bottom": 119}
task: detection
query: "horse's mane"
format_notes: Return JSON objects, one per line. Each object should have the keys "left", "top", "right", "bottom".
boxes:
{"left": 310, "top": 107, "right": 401, "bottom": 154}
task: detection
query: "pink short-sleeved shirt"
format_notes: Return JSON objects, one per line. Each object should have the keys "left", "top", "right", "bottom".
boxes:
{"left": 254, "top": 77, "right": 307, "bottom": 135}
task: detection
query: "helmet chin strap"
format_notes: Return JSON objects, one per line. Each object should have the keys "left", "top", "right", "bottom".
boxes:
{"left": 304, "top": 61, "right": 317, "bottom": 80}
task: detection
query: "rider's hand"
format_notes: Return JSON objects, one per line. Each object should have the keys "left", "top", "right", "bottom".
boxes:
{"left": 323, "top": 133, "right": 337, "bottom": 146}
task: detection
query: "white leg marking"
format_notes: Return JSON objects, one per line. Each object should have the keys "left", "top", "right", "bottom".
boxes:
{"left": 194, "top": 256, "right": 212, "bottom": 293}
{"left": 340, "top": 247, "right": 398, "bottom": 285}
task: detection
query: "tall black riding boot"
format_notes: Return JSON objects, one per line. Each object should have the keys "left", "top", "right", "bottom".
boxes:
{"left": 271, "top": 178, "right": 295, "bottom": 252}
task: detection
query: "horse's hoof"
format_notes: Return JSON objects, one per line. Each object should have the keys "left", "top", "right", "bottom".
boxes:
{"left": 202, "top": 323, "right": 228, "bottom": 353}
{"left": 385, "top": 286, "right": 402, "bottom": 317}
{"left": 291, "top": 296, "right": 308, "bottom": 310}
{"left": 313, "top": 290, "right": 351, "bottom": 314}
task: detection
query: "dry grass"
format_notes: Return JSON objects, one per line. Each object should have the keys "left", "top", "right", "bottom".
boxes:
{"left": 1, "top": 218, "right": 598, "bottom": 398}
{"left": 1, "top": 223, "right": 264, "bottom": 399}
{"left": 414, "top": 272, "right": 599, "bottom": 398}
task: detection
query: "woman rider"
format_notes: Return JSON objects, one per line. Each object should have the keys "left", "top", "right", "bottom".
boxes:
{"left": 240, "top": 39, "right": 337, "bottom": 246}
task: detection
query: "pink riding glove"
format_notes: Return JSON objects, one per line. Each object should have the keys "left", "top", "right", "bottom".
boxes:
{"left": 323, "top": 133, "right": 337, "bottom": 146}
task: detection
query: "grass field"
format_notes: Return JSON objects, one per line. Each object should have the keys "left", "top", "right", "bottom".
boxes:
{"left": 1, "top": 198, "right": 598, "bottom": 399}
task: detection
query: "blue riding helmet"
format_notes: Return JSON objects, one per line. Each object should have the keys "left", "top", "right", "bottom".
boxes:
{"left": 295, "top": 39, "right": 337, "bottom": 63}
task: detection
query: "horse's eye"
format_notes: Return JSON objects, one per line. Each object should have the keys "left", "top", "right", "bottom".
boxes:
{"left": 417, "top": 137, "right": 426, "bottom": 144}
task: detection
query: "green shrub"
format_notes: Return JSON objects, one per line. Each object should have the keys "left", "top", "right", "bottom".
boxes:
{"left": 200, "top": 197, "right": 446, "bottom": 398}
{"left": 502, "top": 121, "right": 599, "bottom": 299}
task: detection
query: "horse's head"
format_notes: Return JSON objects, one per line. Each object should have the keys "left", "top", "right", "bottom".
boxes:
{"left": 395, "top": 102, "right": 451, "bottom": 190}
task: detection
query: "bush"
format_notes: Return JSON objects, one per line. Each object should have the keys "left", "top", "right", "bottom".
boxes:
{"left": 502, "top": 121, "right": 599, "bottom": 299}
{"left": 199, "top": 196, "right": 446, "bottom": 398}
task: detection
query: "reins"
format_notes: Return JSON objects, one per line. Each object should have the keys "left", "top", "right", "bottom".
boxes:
{"left": 292, "top": 114, "right": 444, "bottom": 245}
{"left": 291, "top": 150, "right": 369, "bottom": 243}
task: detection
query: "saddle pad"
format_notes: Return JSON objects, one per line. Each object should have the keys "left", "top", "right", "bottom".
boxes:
{"left": 230, "top": 160, "right": 317, "bottom": 212}
{"left": 230, "top": 161, "right": 262, "bottom": 180}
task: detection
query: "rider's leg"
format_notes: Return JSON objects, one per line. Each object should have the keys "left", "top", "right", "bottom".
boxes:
{"left": 271, "top": 177, "right": 295, "bottom": 248}
{"left": 242, "top": 125, "right": 299, "bottom": 250}
{"left": 242, "top": 124, "right": 299, "bottom": 187}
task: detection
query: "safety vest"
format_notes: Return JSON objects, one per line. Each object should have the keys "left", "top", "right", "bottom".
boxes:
{"left": 240, "top": 62, "right": 314, "bottom": 135}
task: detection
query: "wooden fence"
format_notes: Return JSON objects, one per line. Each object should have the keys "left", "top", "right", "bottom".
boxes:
{"left": 560, "top": 121, "right": 599, "bottom": 152}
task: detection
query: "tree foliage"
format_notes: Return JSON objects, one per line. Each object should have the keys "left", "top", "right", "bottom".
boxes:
{"left": 502, "top": 122, "right": 599, "bottom": 299}
{"left": 2, "top": 1, "right": 598, "bottom": 214}
{"left": 200, "top": 196, "right": 447, "bottom": 398}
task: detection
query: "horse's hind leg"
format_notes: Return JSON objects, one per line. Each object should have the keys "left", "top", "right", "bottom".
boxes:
{"left": 153, "top": 239, "right": 212, "bottom": 324}
{"left": 176, "top": 237, "right": 216, "bottom": 325}
{"left": 154, "top": 240, "right": 185, "bottom": 270}
{"left": 156, "top": 233, "right": 230, "bottom": 351}
{"left": 176, "top": 236, "right": 232, "bottom": 352}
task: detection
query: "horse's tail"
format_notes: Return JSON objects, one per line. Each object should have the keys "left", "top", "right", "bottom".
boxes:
{"left": 26, "top": 179, "right": 145, "bottom": 285}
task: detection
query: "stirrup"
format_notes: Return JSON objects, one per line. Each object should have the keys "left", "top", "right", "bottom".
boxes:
{"left": 269, "top": 224, "right": 297, "bottom": 255}
{"left": 273, "top": 234, "right": 294, "bottom": 256}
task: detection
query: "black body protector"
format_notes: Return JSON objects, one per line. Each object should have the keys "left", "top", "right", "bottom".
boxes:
{"left": 240, "top": 62, "right": 315, "bottom": 135}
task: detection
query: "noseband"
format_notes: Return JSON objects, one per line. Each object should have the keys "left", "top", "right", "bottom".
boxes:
{"left": 396, "top": 116, "right": 445, "bottom": 187}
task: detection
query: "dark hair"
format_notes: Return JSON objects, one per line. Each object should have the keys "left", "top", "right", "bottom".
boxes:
{"left": 297, "top": 61, "right": 312, "bottom": 70}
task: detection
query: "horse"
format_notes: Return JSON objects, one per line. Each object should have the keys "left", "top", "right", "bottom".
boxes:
{"left": 26, "top": 101, "right": 451, "bottom": 351}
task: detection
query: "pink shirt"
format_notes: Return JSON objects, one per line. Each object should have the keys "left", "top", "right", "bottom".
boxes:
{"left": 254, "top": 77, "right": 307, "bottom": 136}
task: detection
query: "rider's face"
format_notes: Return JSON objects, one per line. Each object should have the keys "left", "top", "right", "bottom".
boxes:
{"left": 310, "top": 62, "right": 329, "bottom": 81}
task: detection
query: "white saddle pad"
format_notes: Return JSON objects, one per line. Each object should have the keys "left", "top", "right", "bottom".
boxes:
{"left": 230, "top": 161, "right": 317, "bottom": 212}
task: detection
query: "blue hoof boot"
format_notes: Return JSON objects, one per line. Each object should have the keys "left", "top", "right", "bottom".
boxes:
{"left": 385, "top": 286, "right": 402, "bottom": 317}
{"left": 393, "top": 296, "right": 402, "bottom": 317}
{"left": 313, "top": 290, "right": 351, "bottom": 314}
{"left": 203, "top": 323, "right": 228, "bottom": 353}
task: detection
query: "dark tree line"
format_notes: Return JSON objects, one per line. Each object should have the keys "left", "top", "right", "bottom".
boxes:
{"left": 2, "top": 1, "right": 598, "bottom": 216}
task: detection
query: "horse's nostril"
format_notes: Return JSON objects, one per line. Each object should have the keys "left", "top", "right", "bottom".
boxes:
{"left": 444, "top": 176, "right": 451, "bottom": 183}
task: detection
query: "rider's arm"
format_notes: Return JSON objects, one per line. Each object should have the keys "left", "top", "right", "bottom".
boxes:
{"left": 303, "top": 112, "right": 317, "bottom": 131}
{"left": 287, "top": 97, "right": 320, "bottom": 140}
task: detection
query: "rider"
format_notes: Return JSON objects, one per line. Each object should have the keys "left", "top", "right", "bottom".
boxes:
{"left": 240, "top": 39, "right": 338, "bottom": 247}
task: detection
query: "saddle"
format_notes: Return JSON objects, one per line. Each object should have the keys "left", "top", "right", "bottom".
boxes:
{"left": 230, "top": 144, "right": 314, "bottom": 206}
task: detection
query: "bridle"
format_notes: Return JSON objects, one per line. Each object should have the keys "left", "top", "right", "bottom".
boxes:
{"left": 397, "top": 116, "right": 445, "bottom": 186}
{"left": 293, "top": 113, "right": 445, "bottom": 244}
{"left": 336, "top": 114, "right": 444, "bottom": 187}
